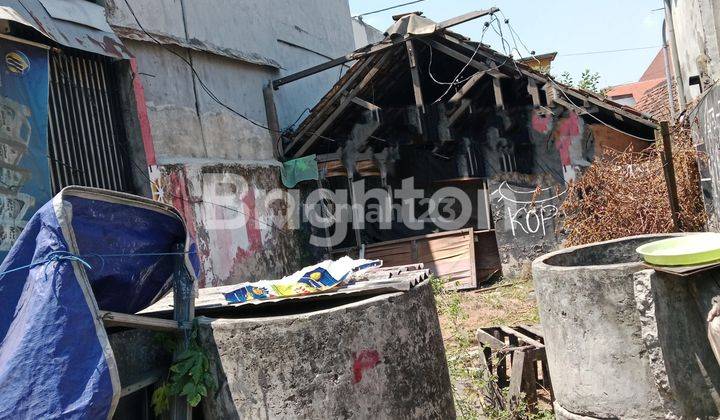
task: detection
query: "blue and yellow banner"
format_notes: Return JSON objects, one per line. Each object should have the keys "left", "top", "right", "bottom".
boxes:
{"left": 0, "top": 36, "right": 50, "bottom": 260}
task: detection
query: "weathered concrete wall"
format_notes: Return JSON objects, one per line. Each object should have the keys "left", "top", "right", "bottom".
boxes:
{"left": 351, "top": 18, "right": 384, "bottom": 49}
{"left": 197, "top": 281, "right": 455, "bottom": 419}
{"left": 633, "top": 269, "right": 720, "bottom": 418}
{"left": 487, "top": 108, "right": 591, "bottom": 278}
{"left": 107, "top": 0, "right": 355, "bottom": 130}
{"left": 532, "top": 234, "right": 677, "bottom": 419}
{"left": 151, "top": 162, "right": 306, "bottom": 287}
{"left": 533, "top": 240, "right": 720, "bottom": 419}
{"left": 490, "top": 174, "right": 565, "bottom": 278}
{"left": 669, "top": 0, "right": 720, "bottom": 100}
{"left": 104, "top": 0, "right": 355, "bottom": 286}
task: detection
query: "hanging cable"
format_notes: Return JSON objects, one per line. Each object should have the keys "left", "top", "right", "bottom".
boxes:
{"left": 121, "top": 0, "right": 344, "bottom": 149}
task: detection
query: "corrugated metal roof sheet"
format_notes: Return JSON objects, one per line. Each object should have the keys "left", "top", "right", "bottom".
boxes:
{"left": 0, "top": 0, "right": 131, "bottom": 59}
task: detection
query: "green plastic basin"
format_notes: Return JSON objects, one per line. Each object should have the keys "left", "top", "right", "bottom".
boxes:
{"left": 636, "top": 233, "right": 720, "bottom": 266}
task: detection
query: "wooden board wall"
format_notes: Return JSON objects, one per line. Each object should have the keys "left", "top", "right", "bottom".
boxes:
{"left": 364, "top": 228, "right": 500, "bottom": 290}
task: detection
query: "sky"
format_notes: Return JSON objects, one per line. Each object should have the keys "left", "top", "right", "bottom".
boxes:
{"left": 348, "top": 0, "right": 666, "bottom": 88}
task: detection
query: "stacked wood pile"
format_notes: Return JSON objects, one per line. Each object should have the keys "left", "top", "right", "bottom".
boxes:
{"left": 561, "top": 121, "right": 706, "bottom": 246}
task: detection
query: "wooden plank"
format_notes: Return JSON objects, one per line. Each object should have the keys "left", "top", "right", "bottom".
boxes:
{"left": 293, "top": 52, "right": 392, "bottom": 157}
{"left": 448, "top": 71, "right": 485, "bottom": 104}
{"left": 477, "top": 328, "right": 506, "bottom": 350}
{"left": 437, "top": 8, "right": 499, "bottom": 30}
{"left": 405, "top": 40, "right": 425, "bottom": 113}
{"left": 492, "top": 77, "right": 504, "bottom": 109}
{"left": 500, "top": 326, "right": 545, "bottom": 349}
{"left": 659, "top": 121, "right": 681, "bottom": 231}
{"left": 272, "top": 34, "right": 409, "bottom": 89}
{"left": 120, "top": 369, "right": 163, "bottom": 398}
{"left": 493, "top": 329, "right": 508, "bottom": 388}
{"left": 522, "top": 348, "right": 538, "bottom": 410}
{"left": 289, "top": 57, "right": 375, "bottom": 148}
{"left": 351, "top": 96, "right": 381, "bottom": 111}
{"left": 543, "top": 83, "right": 555, "bottom": 107}
{"left": 477, "top": 345, "right": 504, "bottom": 410}
{"left": 553, "top": 97, "right": 586, "bottom": 114}
{"left": 448, "top": 98, "right": 472, "bottom": 125}
{"left": 171, "top": 248, "right": 195, "bottom": 420}
{"left": 519, "top": 324, "right": 544, "bottom": 338}
{"left": 273, "top": 54, "right": 356, "bottom": 89}
{"left": 539, "top": 350, "right": 554, "bottom": 402}
{"left": 427, "top": 40, "right": 499, "bottom": 76}
{"left": 507, "top": 349, "right": 526, "bottom": 406}
{"left": 262, "top": 82, "right": 282, "bottom": 158}
{"left": 468, "top": 214, "right": 478, "bottom": 289}
{"left": 561, "top": 87, "right": 659, "bottom": 129}
{"left": 527, "top": 79, "right": 540, "bottom": 107}
{"left": 99, "top": 311, "right": 180, "bottom": 332}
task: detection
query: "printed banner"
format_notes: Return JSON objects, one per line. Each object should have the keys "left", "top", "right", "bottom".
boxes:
{"left": 0, "top": 36, "right": 50, "bottom": 260}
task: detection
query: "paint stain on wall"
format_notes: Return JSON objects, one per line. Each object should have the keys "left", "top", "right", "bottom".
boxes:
{"left": 531, "top": 110, "right": 553, "bottom": 134}
{"left": 352, "top": 350, "right": 381, "bottom": 384}
{"left": 553, "top": 111, "right": 582, "bottom": 167}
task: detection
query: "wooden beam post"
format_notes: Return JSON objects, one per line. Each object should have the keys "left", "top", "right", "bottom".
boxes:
{"left": 427, "top": 39, "right": 505, "bottom": 78}
{"left": 170, "top": 244, "right": 195, "bottom": 420}
{"left": 405, "top": 40, "right": 425, "bottom": 113}
{"left": 291, "top": 53, "right": 391, "bottom": 158}
{"left": 527, "top": 79, "right": 541, "bottom": 107}
{"left": 263, "top": 82, "right": 282, "bottom": 159}
{"left": 492, "top": 77, "right": 504, "bottom": 110}
{"left": 351, "top": 96, "right": 381, "bottom": 111}
{"left": 437, "top": 8, "right": 499, "bottom": 30}
{"left": 657, "top": 121, "right": 681, "bottom": 231}
{"left": 448, "top": 71, "right": 485, "bottom": 104}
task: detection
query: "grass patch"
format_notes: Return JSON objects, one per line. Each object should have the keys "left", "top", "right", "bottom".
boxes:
{"left": 432, "top": 276, "right": 553, "bottom": 419}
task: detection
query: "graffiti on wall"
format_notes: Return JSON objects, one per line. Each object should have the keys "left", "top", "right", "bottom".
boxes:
{"left": 491, "top": 180, "right": 566, "bottom": 238}
{"left": 150, "top": 164, "right": 302, "bottom": 287}
{"left": 530, "top": 109, "right": 592, "bottom": 183}
{"left": 0, "top": 37, "right": 50, "bottom": 259}
{"left": 693, "top": 84, "right": 720, "bottom": 229}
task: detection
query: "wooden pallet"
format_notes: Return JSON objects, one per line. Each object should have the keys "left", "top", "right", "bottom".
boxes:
{"left": 476, "top": 325, "right": 554, "bottom": 411}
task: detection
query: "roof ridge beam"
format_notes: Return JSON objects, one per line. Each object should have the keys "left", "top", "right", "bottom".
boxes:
{"left": 427, "top": 39, "right": 506, "bottom": 78}
{"left": 438, "top": 8, "right": 500, "bottom": 30}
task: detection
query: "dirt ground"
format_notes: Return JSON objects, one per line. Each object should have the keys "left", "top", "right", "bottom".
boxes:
{"left": 433, "top": 276, "right": 553, "bottom": 420}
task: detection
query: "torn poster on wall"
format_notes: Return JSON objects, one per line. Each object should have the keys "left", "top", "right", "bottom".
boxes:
{"left": 0, "top": 36, "right": 51, "bottom": 260}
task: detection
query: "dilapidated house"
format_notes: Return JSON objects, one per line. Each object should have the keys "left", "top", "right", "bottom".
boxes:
{"left": 275, "top": 11, "right": 660, "bottom": 284}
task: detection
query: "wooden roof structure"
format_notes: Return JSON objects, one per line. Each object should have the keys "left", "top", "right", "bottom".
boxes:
{"left": 273, "top": 10, "right": 659, "bottom": 160}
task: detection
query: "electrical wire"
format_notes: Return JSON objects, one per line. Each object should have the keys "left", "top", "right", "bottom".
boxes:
{"left": 125, "top": 155, "right": 297, "bottom": 239}
{"left": 352, "top": 0, "right": 426, "bottom": 18}
{"left": 490, "top": 11, "right": 656, "bottom": 141}
{"left": 421, "top": 19, "right": 490, "bottom": 90}
{"left": 549, "top": 78, "right": 656, "bottom": 141}
{"left": 428, "top": 17, "right": 495, "bottom": 104}
{"left": 561, "top": 46, "right": 662, "bottom": 57}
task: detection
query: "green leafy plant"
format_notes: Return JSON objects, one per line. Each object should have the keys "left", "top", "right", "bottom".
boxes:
{"left": 556, "top": 68, "right": 604, "bottom": 95}
{"left": 151, "top": 320, "right": 217, "bottom": 415}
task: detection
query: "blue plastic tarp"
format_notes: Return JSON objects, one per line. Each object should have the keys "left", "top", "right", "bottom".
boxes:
{"left": 0, "top": 187, "right": 198, "bottom": 419}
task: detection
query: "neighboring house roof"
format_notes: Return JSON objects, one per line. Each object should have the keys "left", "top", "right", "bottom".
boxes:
{"left": 606, "top": 49, "right": 670, "bottom": 107}
{"left": 606, "top": 78, "right": 665, "bottom": 104}
{"left": 639, "top": 49, "right": 667, "bottom": 81}
{"left": 518, "top": 52, "right": 557, "bottom": 72}
{"left": 635, "top": 80, "right": 679, "bottom": 121}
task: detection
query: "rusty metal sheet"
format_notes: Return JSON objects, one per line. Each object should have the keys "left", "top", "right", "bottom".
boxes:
{"left": 0, "top": 0, "right": 131, "bottom": 59}
{"left": 139, "top": 265, "right": 431, "bottom": 317}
